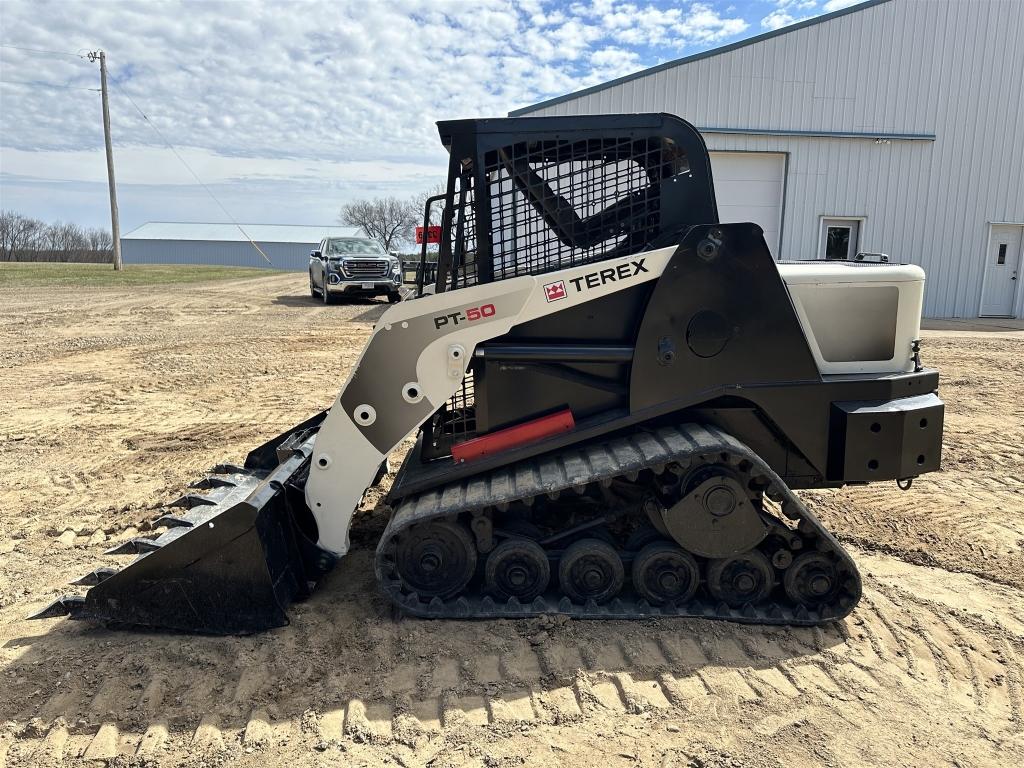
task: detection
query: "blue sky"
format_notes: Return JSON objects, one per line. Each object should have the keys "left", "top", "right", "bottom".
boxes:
{"left": 0, "top": 0, "right": 859, "bottom": 232}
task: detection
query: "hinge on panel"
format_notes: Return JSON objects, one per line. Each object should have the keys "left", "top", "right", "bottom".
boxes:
{"left": 911, "top": 338, "right": 922, "bottom": 372}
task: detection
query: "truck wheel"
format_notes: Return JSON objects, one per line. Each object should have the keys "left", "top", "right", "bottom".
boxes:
{"left": 323, "top": 285, "right": 334, "bottom": 305}
{"left": 309, "top": 273, "right": 318, "bottom": 298}
{"left": 388, "top": 291, "right": 401, "bottom": 304}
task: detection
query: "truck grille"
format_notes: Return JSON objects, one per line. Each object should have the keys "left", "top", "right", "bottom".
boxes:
{"left": 342, "top": 259, "right": 389, "bottom": 279}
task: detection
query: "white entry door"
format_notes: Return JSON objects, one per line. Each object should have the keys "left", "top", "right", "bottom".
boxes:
{"left": 980, "top": 224, "right": 1023, "bottom": 317}
{"left": 820, "top": 218, "right": 861, "bottom": 260}
{"left": 709, "top": 152, "right": 785, "bottom": 257}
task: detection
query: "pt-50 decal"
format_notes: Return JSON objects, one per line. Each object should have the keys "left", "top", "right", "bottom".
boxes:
{"left": 433, "top": 303, "right": 496, "bottom": 330}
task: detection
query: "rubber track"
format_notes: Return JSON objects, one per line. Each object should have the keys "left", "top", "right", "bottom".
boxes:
{"left": 374, "top": 423, "right": 863, "bottom": 625}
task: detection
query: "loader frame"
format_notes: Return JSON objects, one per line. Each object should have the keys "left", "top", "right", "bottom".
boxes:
{"left": 37, "top": 113, "right": 943, "bottom": 634}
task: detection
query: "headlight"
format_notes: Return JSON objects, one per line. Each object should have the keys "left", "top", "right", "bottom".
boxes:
{"left": 391, "top": 259, "right": 401, "bottom": 273}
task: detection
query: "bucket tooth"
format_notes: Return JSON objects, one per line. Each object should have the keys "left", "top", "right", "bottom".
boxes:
{"left": 190, "top": 477, "right": 238, "bottom": 490}
{"left": 167, "top": 493, "right": 217, "bottom": 510}
{"left": 71, "top": 567, "right": 117, "bottom": 586}
{"left": 105, "top": 538, "right": 161, "bottom": 555}
{"left": 209, "top": 462, "right": 246, "bottom": 474}
{"left": 154, "top": 515, "right": 193, "bottom": 529}
{"left": 28, "top": 595, "right": 86, "bottom": 620}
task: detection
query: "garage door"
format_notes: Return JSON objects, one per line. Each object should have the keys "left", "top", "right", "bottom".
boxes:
{"left": 709, "top": 152, "right": 786, "bottom": 258}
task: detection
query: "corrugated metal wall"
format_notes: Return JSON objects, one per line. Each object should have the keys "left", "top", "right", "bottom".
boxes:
{"left": 519, "top": 0, "right": 1024, "bottom": 317}
{"left": 121, "top": 240, "right": 317, "bottom": 271}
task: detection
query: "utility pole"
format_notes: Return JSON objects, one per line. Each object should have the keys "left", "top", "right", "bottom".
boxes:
{"left": 89, "top": 51, "right": 122, "bottom": 270}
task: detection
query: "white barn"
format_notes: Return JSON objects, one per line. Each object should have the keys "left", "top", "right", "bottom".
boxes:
{"left": 511, "top": 0, "right": 1024, "bottom": 318}
{"left": 121, "top": 222, "right": 365, "bottom": 271}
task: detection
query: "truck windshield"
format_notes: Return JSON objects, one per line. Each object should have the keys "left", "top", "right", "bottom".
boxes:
{"left": 326, "top": 238, "right": 384, "bottom": 255}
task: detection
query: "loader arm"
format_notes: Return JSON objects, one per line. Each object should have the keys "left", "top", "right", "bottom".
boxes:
{"left": 306, "top": 246, "right": 677, "bottom": 554}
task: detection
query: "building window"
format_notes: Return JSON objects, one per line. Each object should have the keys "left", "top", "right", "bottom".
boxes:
{"left": 826, "top": 226, "right": 851, "bottom": 260}
{"left": 819, "top": 217, "right": 861, "bottom": 260}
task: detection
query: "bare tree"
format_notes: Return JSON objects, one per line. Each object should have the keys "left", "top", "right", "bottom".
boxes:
{"left": 339, "top": 196, "right": 419, "bottom": 253}
{"left": 0, "top": 211, "right": 45, "bottom": 261}
{"left": 49, "top": 222, "right": 91, "bottom": 261}
{"left": 415, "top": 184, "right": 447, "bottom": 227}
{"left": 86, "top": 227, "right": 113, "bottom": 253}
{"left": 1, "top": 211, "right": 113, "bottom": 262}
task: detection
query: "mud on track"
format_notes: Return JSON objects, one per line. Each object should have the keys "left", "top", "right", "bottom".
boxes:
{"left": 1, "top": 274, "right": 1022, "bottom": 767}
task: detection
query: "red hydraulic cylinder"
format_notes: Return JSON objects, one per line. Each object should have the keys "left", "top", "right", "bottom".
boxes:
{"left": 451, "top": 408, "right": 575, "bottom": 463}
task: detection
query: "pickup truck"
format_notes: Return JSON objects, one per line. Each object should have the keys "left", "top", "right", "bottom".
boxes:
{"left": 309, "top": 236, "right": 403, "bottom": 304}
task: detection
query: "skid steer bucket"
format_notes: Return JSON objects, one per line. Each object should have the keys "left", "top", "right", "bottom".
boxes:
{"left": 31, "top": 412, "right": 334, "bottom": 634}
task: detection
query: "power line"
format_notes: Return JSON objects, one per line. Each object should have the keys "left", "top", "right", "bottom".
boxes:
{"left": 107, "top": 74, "right": 273, "bottom": 266}
{"left": 0, "top": 78, "right": 100, "bottom": 92}
{"left": 0, "top": 44, "right": 88, "bottom": 59}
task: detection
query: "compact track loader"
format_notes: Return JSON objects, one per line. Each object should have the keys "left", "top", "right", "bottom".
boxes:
{"left": 35, "top": 114, "right": 944, "bottom": 634}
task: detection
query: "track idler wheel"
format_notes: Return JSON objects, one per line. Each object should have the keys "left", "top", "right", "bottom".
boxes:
{"left": 631, "top": 542, "right": 700, "bottom": 605}
{"left": 663, "top": 466, "right": 767, "bottom": 559}
{"left": 558, "top": 538, "right": 624, "bottom": 604}
{"left": 707, "top": 549, "right": 774, "bottom": 607}
{"left": 396, "top": 521, "right": 477, "bottom": 600}
{"left": 783, "top": 552, "right": 841, "bottom": 607}
{"left": 485, "top": 538, "right": 550, "bottom": 602}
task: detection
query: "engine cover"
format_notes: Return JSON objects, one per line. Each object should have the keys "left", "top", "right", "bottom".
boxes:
{"left": 662, "top": 473, "right": 768, "bottom": 558}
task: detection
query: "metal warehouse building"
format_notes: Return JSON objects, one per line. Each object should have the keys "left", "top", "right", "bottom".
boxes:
{"left": 121, "top": 222, "right": 365, "bottom": 271}
{"left": 511, "top": 0, "right": 1024, "bottom": 318}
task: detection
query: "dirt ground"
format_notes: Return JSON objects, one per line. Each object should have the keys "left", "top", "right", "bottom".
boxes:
{"left": 1, "top": 273, "right": 1022, "bottom": 768}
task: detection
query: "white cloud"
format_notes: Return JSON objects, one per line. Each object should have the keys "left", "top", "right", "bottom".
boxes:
{"left": 773, "top": 0, "right": 818, "bottom": 8}
{"left": 823, "top": 0, "right": 861, "bottom": 10}
{"left": 0, "top": 145, "right": 444, "bottom": 186}
{"left": 761, "top": 10, "right": 796, "bottom": 29}
{"left": 761, "top": 0, "right": 820, "bottom": 30}
{"left": 0, "top": 0, "right": 754, "bottom": 229}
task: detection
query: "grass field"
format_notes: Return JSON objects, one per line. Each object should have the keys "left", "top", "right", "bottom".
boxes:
{"left": 0, "top": 262, "right": 283, "bottom": 288}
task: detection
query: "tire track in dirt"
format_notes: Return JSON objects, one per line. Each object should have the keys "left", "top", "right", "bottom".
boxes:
{"left": 4, "top": 558, "right": 1022, "bottom": 766}
{"left": 3, "top": 275, "right": 1023, "bottom": 767}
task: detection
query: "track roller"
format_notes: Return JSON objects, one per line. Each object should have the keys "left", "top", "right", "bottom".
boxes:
{"left": 484, "top": 538, "right": 550, "bottom": 602}
{"left": 395, "top": 521, "right": 477, "bottom": 600}
{"left": 706, "top": 549, "right": 774, "bottom": 607}
{"left": 783, "top": 551, "right": 841, "bottom": 607}
{"left": 631, "top": 542, "right": 701, "bottom": 605}
{"left": 558, "top": 538, "right": 624, "bottom": 604}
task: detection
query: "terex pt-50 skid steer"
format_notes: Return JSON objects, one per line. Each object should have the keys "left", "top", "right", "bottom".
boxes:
{"left": 37, "top": 114, "right": 944, "bottom": 634}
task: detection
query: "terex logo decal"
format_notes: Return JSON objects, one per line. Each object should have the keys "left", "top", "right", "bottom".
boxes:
{"left": 433, "top": 303, "right": 496, "bottom": 330}
{"left": 543, "top": 280, "right": 567, "bottom": 302}
{"left": 568, "top": 258, "right": 648, "bottom": 293}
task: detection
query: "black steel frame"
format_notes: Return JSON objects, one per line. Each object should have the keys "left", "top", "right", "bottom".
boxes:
{"left": 427, "top": 113, "right": 718, "bottom": 294}
{"left": 403, "top": 114, "right": 942, "bottom": 504}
